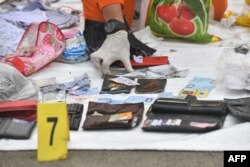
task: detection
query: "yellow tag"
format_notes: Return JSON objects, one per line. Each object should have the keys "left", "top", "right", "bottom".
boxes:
{"left": 37, "top": 102, "right": 69, "bottom": 161}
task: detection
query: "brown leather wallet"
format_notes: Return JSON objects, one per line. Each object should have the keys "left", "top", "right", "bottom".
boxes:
{"left": 83, "top": 102, "right": 144, "bottom": 130}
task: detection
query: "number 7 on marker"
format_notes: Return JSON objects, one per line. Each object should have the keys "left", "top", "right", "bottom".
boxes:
{"left": 37, "top": 102, "right": 69, "bottom": 161}
{"left": 47, "top": 117, "right": 58, "bottom": 146}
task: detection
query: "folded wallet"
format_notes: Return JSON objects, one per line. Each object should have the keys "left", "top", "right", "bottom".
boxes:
{"left": 225, "top": 97, "right": 250, "bottom": 120}
{"left": 151, "top": 98, "right": 227, "bottom": 115}
{"left": 67, "top": 103, "right": 84, "bottom": 131}
{"left": 143, "top": 96, "right": 227, "bottom": 133}
{"left": 0, "top": 118, "right": 36, "bottom": 139}
{"left": 83, "top": 102, "right": 144, "bottom": 130}
{"left": 0, "top": 100, "right": 37, "bottom": 119}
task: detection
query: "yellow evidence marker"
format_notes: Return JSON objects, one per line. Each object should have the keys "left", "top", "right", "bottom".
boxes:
{"left": 37, "top": 102, "right": 69, "bottom": 161}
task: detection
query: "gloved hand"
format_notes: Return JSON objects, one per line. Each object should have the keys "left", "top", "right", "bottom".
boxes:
{"left": 90, "top": 30, "right": 134, "bottom": 75}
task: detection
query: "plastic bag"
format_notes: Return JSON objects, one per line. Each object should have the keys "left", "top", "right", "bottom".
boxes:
{"left": 57, "top": 32, "right": 89, "bottom": 64}
{"left": 216, "top": 44, "right": 250, "bottom": 90}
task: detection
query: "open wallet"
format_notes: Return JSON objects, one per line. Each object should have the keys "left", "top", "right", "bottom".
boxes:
{"left": 83, "top": 102, "right": 144, "bottom": 130}
{"left": 100, "top": 75, "right": 133, "bottom": 94}
{"left": 224, "top": 97, "right": 250, "bottom": 121}
{"left": 0, "top": 118, "right": 36, "bottom": 139}
{"left": 142, "top": 95, "right": 228, "bottom": 133}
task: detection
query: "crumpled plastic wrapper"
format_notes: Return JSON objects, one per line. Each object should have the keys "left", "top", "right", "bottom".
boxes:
{"left": 216, "top": 45, "right": 250, "bottom": 90}
{"left": 220, "top": 11, "right": 237, "bottom": 28}
{"left": 221, "top": 6, "right": 250, "bottom": 28}
{"left": 111, "top": 64, "right": 189, "bottom": 79}
{"left": 56, "top": 32, "right": 89, "bottom": 64}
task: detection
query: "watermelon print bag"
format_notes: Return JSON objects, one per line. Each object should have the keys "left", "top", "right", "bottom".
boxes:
{"left": 146, "top": 0, "right": 219, "bottom": 42}
{"left": 5, "top": 22, "right": 66, "bottom": 76}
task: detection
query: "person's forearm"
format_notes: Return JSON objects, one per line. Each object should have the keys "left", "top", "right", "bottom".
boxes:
{"left": 102, "top": 4, "right": 124, "bottom": 23}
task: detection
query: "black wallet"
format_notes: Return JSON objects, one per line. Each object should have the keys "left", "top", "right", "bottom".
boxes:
{"left": 152, "top": 97, "right": 227, "bottom": 115}
{"left": 67, "top": 103, "right": 84, "bottom": 131}
{"left": 100, "top": 75, "right": 133, "bottom": 94}
{"left": 225, "top": 97, "right": 250, "bottom": 120}
{"left": 142, "top": 96, "right": 227, "bottom": 133}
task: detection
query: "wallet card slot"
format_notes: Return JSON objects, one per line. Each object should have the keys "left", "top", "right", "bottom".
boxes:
{"left": 156, "top": 99, "right": 188, "bottom": 104}
{"left": 84, "top": 102, "right": 144, "bottom": 130}
{"left": 151, "top": 103, "right": 189, "bottom": 114}
{"left": 87, "top": 102, "right": 144, "bottom": 115}
{"left": 142, "top": 113, "right": 225, "bottom": 132}
{"left": 188, "top": 121, "right": 218, "bottom": 129}
{"left": 190, "top": 100, "right": 225, "bottom": 109}
{"left": 83, "top": 115, "right": 133, "bottom": 130}
{"left": 190, "top": 101, "right": 222, "bottom": 107}
{"left": 0, "top": 110, "right": 36, "bottom": 118}
{"left": 87, "top": 109, "right": 134, "bottom": 116}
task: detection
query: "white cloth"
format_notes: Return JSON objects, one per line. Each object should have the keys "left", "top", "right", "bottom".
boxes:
{"left": 0, "top": 9, "right": 47, "bottom": 27}
{"left": 0, "top": 18, "right": 24, "bottom": 57}
{"left": 1, "top": 45, "right": 250, "bottom": 151}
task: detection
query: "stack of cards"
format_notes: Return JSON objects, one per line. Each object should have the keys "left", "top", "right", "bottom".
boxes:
{"left": 178, "top": 77, "right": 216, "bottom": 98}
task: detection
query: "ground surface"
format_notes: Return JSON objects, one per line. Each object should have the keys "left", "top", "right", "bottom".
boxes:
{"left": 0, "top": 151, "right": 223, "bottom": 167}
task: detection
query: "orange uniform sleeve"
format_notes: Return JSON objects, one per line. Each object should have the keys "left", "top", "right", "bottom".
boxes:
{"left": 82, "top": 0, "right": 134, "bottom": 25}
{"left": 97, "top": 0, "right": 124, "bottom": 11}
